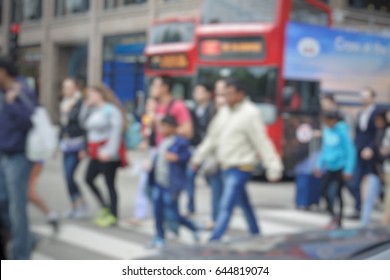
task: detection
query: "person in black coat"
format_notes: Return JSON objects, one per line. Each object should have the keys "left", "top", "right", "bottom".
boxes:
{"left": 186, "top": 83, "right": 216, "bottom": 214}
{"left": 347, "top": 88, "right": 381, "bottom": 220}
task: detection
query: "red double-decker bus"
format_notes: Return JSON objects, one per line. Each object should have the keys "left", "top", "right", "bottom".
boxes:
{"left": 145, "top": 0, "right": 332, "bottom": 174}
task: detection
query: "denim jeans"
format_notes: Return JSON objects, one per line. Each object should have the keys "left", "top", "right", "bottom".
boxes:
{"left": 361, "top": 174, "right": 381, "bottom": 227}
{"left": 210, "top": 168, "right": 260, "bottom": 241}
{"left": 63, "top": 152, "right": 82, "bottom": 203}
{"left": 186, "top": 166, "right": 197, "bottom": 213}
{"left": 133, "top": 169, "right": 150, "bottom": 220}
{"left": 347, "top": 158, "right": 376, "bottom": 213}
{"left": 152, "top": 185, "right": 196, "bottom": 241}
{"left": 0, "top": 153, "right": 33, "bottom": 259}
{"left": 206, "top": 170, "right": 224, "bottom": 222}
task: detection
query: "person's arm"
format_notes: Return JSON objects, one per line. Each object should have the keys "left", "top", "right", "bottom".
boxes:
{"left": 172, "top": 102, "right": 194, "bottom": 140}
{"left": 100, "top": 107, "right": 123, "bottom": 159}
{"left": 341, "top": 124, "right": 356, "bottom": 176}
{"left": 245, "top": 110, "right": 283, "bottom": 181}
{"left": 177, "top": 121, "right": 193, "bottom": 140}
{"left": 192, "top": 115, "right": 219, "bottom": 165}
{"left": 6, "top": 101, "right": 34, "bottom": 132}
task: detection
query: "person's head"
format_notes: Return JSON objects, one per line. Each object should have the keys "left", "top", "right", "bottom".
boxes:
{"left": 160, "top": 115, "right": 178, "bottom": 137}
{"left": 62, "top": 78, "right": 80, "bottom": 98}
{"left": 321, "top": 93, "right": 337, "bottom": 111}
{"left": 86, "top": 85, "right": 121, "bottom": 107}
{"left": 151, "top": 76, "right": 173, "bottom": 99}
{"left": 322, "top": 110, "right": 340, "bottom": 128}
{"left": 0, "top": 57, "right": 18, "bottom": 88}
{"left": 193, "top": 83, "right": 213, "bottom": 105}
{"left": 214, "top": 79, "right": 227, "bottom": 109}
{"left": 374, "top": 111, "right": 388, "bottom": 129}
{"left": 360, "top": 87, "right": 376, "bottom": 107}
{"left": 225, "top": 78, "right": 247, "bottom": 107}
{"left": 145, "top": 97, "right": 157, "bottom": 115}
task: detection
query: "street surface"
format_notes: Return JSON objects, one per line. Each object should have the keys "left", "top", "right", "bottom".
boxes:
{"left": 29, "top": 151, "right": 382, "bottom": 260}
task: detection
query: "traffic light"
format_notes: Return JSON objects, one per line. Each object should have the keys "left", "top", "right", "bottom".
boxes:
{"left": 8, "top": 23, "right": 21, "bottom": 62}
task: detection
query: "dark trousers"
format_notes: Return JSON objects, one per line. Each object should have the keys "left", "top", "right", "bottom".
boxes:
{"left": 63, "top": 152, "right": 82, "bottom": 204}
{"left": 347, "top": 158, "right": 377, "bottom": 212}
{"left": 321, "top": 170, "right": 344, "bottom": 225}
{"left": 85, "top": 160, "right": 120, "bottom": 217}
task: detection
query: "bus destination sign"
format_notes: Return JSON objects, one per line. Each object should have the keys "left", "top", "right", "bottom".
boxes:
{"left": 149, "top": 53, "right": 189, "bottom": 70}
{"left": 200, "top": 37, "right": 265, "bottom": 60}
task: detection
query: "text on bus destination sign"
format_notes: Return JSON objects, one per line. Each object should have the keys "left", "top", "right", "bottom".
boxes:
{"left": 201, "top": 37, "right": 265, "bottom": 60}
{"left": 150, "top": 54, "right": 189, "bottom": 69}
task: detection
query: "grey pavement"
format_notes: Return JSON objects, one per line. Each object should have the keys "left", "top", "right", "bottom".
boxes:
{"left": 27, "top": 150, "right": 382, "bottom": 260}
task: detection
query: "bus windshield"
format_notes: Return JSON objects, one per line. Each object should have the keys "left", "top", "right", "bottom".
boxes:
{"left": 149, "top": 22, "right": 195, "bottom": 45}
{"left": 198, "top": 67, "right": 278, "bottom": 104}
{"left": 202, "top": 0, "right": 277, "bottom": 24}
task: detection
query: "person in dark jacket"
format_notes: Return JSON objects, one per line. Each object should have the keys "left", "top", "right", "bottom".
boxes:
{"left": 149, "top": 116, "right": 199, "bottom": 248}
{"left": 347, "top": 88, "right": 381, "bottom": 222}
{"left": 186, "top": 83, "right": 215, "bottom": 215}
{"left": 59, "top": 78, "right": 88, "bottom": 219}
{"left": 0, "top": 57, "right": 35, "bottom": 259}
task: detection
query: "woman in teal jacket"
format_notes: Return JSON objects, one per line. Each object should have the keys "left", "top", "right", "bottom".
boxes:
{"left": 314, "top": 110, "right": 356, "bottom": 229}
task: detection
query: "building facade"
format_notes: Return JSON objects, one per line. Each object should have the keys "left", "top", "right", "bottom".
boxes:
{"left": 0, "top": 0, "right": 389, "bottom": 119}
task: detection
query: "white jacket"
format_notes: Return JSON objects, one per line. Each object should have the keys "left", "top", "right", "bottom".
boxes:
{"left": 193, "top": 99, "right": 283, "bottom": 181}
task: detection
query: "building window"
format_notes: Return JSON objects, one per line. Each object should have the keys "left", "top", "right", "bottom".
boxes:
{"left": 104, "top": 0, "right": 147, "bottom": 9}
{"left": 349, "top": 0, "right": 390, "bottom": 14}
{"left": 55, "top": 0, "right": 89, "bottom": 17}
{"left": 10, "top": 0, "right": 42, "bottom": 22}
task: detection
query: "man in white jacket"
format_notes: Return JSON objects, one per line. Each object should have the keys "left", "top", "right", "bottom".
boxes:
{"left": 192, "top": 78, "right": 283, "bottom": 241}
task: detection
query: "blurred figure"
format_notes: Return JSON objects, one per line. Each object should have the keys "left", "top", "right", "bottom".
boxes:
{"left": 314, "top": 110, "right": 356, "bottom": 229}
{"left": 192, "top": 78, "right": 283, "bottom": 241}
{"left": 80, "top": 86, "right": 127, "bottom": 228}
{"left": 0, "top": 57, "right": 35, "bottom": 259}
{"left": 149, "top": 116, "right": 199, "bottom": 248}
{"left": 127, "top": 97, "right": 157, "bottom": 226}
{"left": 151, "top": 76, "right": 193, "bottom": 144}
{"left": 203, "top": 79, "right": 227, "bottom": 230}
{"left": 186, "top": 83, "right": 215, "bottom": 215}
{"left": 381, "top": 110, "right": 390, "bottom": 225}
{"left": 59, "top": 78, "right": 87, "bottom": 219}
{"left": 28, "top": 162, "right": 59, "bottom": 231}
{"left": 347, "top": 88, "right": 380, "bottom": 222}
{"left": 149, "top": 76, "right": 193, "bottom": 235}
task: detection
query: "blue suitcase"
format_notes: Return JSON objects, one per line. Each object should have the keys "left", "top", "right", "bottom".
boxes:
{"left": 295, "top": 174, "right": 322, "bottom": 209}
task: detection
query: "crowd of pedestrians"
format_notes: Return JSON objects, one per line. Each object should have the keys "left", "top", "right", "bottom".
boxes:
{"left": 1, "top": 55, "right": 390, "bottom": 259}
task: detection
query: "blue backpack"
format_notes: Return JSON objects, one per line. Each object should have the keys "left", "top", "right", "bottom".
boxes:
{"left": 125, "top": 114, "right": 142, "bottom": 150}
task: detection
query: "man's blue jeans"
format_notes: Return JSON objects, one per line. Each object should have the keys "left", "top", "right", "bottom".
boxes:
{"left": 63, "top": 152, "right": 82, "bottom": 203}
{"left": 361, "top": 174, "right": 381, "bottom": 227}
{"left": 210, "top": 168, "right": 260, "bottom": 241}
{"left": 206, "top": 170, "right": 224, "bottom": 222}
{"left": 186, "top": 166, "right": 197, "bottom": 214}
{"left": 152, "top": 185, "right": 196, "bottom": 241}
{"left": 0, "top": 153, "right": 33, "bottom": 260}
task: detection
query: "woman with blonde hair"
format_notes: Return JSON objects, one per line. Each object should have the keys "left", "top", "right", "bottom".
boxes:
{"left": 80, "top": 85, "right": 128, "bottom": 227}
{"left": 60, "top": 77, "right": 88, "bottom": 219}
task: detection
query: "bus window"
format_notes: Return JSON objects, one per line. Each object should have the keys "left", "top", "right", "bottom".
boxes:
{"left": 202, "top": 0, "right": 276, "bottom": 24}
{"left": 290, "top": 0, "right": 329, "bottom": 26}
{"left": 198, "top": 67, "right": 278, "bottom": 124}
{"left": 284, "top": 80, "right": 321, "bottom": 114}
{"left": 149, "top": 22, "right": 195, "bottom": 45}
{"left": 146, "top": 76, "right": 194, "bottom": 101}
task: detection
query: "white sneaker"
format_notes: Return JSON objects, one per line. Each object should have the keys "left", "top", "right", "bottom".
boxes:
{"left": 62, "top": 209, "right": 76, "bottom": 219}
{"left": 73, "top": 207, "right": 89, "bottom": 220}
